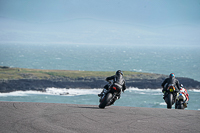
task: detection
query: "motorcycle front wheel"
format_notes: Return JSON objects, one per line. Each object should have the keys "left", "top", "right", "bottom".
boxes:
{"left": 99, "top": 93, "right": 112, "bottom": 109}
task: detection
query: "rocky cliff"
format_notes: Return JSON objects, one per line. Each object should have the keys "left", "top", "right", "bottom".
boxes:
{"left": 0, "top": 76, "right": 199, "bottom": 93}
{"left": 0, "top": 67, "right": 199, "bottom": 92}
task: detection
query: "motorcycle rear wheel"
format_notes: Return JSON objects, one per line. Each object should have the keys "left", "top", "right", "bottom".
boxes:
{"left": 99, "top": 93, "right": 112, "bottom": 109}
{"left": 177, "top": 101, "right": 184, "bottom": 109}
{"left": 167, "top": 93, "right": 173, "bottom": 109}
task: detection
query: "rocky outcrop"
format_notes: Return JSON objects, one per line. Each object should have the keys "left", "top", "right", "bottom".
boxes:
{"left": 0, "top": 76, "right": 199, "bottom": 93}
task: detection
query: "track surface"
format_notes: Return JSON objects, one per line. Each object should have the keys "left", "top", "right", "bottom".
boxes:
{"left": 0, "top": 102, "right": 199, "bottom": 133}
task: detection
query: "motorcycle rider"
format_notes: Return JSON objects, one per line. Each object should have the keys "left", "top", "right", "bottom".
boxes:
{"left": 98, "top": 70, "right": 126, "bottom": 99}
{"left": 161, "top": 73, "right": 180, "bottom": 97}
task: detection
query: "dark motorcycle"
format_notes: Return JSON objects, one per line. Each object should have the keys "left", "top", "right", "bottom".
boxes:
{"left": 164, "top": 84, "right": 178, "bottom": 109}
{"left": 99, "top": 82, "right": 121, "bottom": 109}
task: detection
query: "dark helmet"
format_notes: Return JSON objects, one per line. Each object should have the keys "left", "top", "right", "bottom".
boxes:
{"left": 116, "top": 70, "right": 123, "bottom": 76}
{"left": 169, "top": 73, "right": 175, "bottom": 78}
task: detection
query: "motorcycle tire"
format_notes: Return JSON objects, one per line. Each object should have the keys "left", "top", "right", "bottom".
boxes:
{"left": 177, "top": 101, "right": 184, "bottom": 109}
{"left": 167, "top": 93, "right": 173, "bottom": 109}
{"left": 99, "top": 93, "right": 112, "bottom": 109}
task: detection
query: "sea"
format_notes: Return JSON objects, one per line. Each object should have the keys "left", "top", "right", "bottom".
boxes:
{"left": 0, "top": 43, "right": 200, "bottom": 110}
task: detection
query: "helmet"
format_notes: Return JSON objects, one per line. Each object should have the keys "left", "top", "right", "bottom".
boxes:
{"left": 180, "top": 84, "right": 183, "bottom": 87}
{"left": 169, "top": 73, "right": 175, "bottom": 78}
{"left": 116, "top": 70, "right": 123, "bottom": 76}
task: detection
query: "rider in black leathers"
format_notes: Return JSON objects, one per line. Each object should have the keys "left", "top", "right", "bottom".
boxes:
{"left": 161, "top": 73, "right": 180, "bottom": 94}
{"left": 98, "top": 70, "right": 126, "bottom": 98}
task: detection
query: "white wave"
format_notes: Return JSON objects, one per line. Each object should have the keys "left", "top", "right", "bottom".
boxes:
{"left": 151, "top": 93, "right": 163, "bottom": 95}
{"left": 154, "top": 102, "right": 161, "bottom": 105}
{"left": 46, "top": 87, "right": 102, "bottom": 96}
{"left": 159, "top": 102, "right": 166, "bottom": 106}
{"left": 0, "top": 87, "right": 165, "bottom": 97}
{"left": 127, "top": 87, "right": 162, "bottom": 92}
{"left": 138, "top": 92, "right": 146, "bottom": 95}
{"left": 8, "top": 87, "right": 199, "bottom": 97}
{"left": 0, "top": 88, "right": 102, "bottom": 97}
{"left": 188, "top": 89, "right": 200, "bottom": 92}
{"left": 127, "top": 87, "right": 163, "bottom": 96}
{"left": 0, "top": 90, "right": 45, "bottom": 97}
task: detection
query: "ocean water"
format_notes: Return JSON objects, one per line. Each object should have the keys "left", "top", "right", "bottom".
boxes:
{"left": 0, "top": 43, "right": 200, "bottom": 110}
{"left": 1, "top": 43, "right": 199, "bottom": 81}
{"left": 0, "top": 88, "right": 199, "bottom": 110}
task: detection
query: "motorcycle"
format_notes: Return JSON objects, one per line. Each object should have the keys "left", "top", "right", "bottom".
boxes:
{"left": 164, "top": 84, "right": 178, "bottom": 109}
{"left": 175, "top": 88, "right": 188, "bottom": 109}
{"left": 99, "top": 82, "right": 121, "bottom": 109}
{"left": 175, "top": 93, "right": 186, "bottom": 109}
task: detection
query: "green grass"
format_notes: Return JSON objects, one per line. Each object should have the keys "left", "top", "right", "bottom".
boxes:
{"left": 0, "top": 66, "right": 162, "bottom": 80}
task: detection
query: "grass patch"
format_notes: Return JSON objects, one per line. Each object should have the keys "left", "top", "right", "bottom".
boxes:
{"left": 0, "top": 66, "right": 162, "bottom": 80}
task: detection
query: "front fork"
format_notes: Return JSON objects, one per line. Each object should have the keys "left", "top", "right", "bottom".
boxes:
{"left": 99, "top": 89, "right": 109, "bottom": 102}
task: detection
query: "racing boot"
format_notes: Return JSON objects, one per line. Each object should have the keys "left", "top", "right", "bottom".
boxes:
{"left": 98, "top": 92, "right": 103, "bottom": 97}
{"left": 163, "top": 91, "right": 166, "bottom": 99}
{"left": 183, "top": 102, "right": 187, "bottom": 108}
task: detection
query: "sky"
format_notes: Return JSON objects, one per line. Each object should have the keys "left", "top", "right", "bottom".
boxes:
{"left": 0, "top": 0, "right": 200, "bottom": 45}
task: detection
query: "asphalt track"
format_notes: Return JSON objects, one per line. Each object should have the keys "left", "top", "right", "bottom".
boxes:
{"left": 0, "top": 102, "right": 199, "bottom": 133}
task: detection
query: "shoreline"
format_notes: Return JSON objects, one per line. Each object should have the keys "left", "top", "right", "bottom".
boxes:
{"left": 1, "top": 76, "right": 200, "bottom": 93}
{"left": 1, "top": 66, "right": 200, "bottom": 92}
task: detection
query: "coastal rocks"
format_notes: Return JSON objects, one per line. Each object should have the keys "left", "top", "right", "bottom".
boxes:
{"left": 126, "top": 77, "right": 200, "bottom": 89}
{"left": 0, "top": 76, "right": 200, "bottom": 93}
